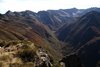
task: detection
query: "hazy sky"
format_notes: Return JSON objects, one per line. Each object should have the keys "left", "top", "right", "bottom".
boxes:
{"left": 0, "top": 0, "right": 100, "bottom": 13}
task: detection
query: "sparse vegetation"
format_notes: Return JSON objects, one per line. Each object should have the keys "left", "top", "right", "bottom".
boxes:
{"left": 0, "top": 40, "right": 61, "bottom": 67}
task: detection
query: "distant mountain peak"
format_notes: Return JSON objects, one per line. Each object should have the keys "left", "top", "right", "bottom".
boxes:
{"left": 5, "top": 10, "right": 15, "bottom": 16}
{"left": 22, "top": 10, "right": 36, "bottom": 14}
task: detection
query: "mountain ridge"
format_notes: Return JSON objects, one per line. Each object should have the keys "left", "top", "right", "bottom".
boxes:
{"left": 57, "top": 11, "right": 100, "bottom": 67}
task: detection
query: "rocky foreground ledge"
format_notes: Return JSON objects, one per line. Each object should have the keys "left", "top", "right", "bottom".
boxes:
{"left": 0, "top": 40, "right": 54, "bottom": 67}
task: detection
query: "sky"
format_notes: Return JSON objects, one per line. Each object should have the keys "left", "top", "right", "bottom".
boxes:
{"left": 0, "top": 0, "right": 100, "bottom": 14}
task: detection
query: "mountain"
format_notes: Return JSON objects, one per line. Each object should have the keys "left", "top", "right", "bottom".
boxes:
{"left": 4, "top": 8, "right": 100, "bottom": 32}
{"left": 78, "top": 37, "right": 100, "bottom": 67}
{"left": 0, "top": 7, "right": 100, "bottom": 67}
{"left": 0, "top": 11, "right": 62, "bottom": 66}
{"left": 0, "top": 8, "right": 84, "bottom": 67}
{"left": 57, "top": 11, "right": 100, "bottom": 67}
{"left": 17, "top": 7, "right": 100, "bottom": 31}
{"left": 37, "top": 8, "right": 79, "bottom": 30}
{"left": 31, "top": 8, "right": 80, "bottom": 30}
{"left": 6, "top": 8, "right": 81, "bottom": 31}
{"left": 79, "top": 7, "right": 100, "bottom": 16}
{"left": 57, "top": 11, "right": 100, "bottom": 46}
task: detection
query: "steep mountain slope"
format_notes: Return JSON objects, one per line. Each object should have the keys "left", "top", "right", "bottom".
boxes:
{"left": 79, "top": 7, "right": 100, "bottom": 16}
{"left": 37, "top": 8, "right": 79, "bottom": 30}
{"left": 0, "top": 12, "right": 62, "bottom": 66}
{"left": 18, "top": 7, "right": 100, "bottom": 31}
{"left": 8, "top": 8, "right": 80, "bottom": 31}
{"left": 37, "top": 7, "right": 100, "bottom": 31}
{"left": 57, "top": 11, "right": 100, "bottom": 67}
{"left": 0, "top": 7, "right": 100, "bottom": 67}
{"left": 57, "top": 11, "right": 100, "bottom": 46}
{"left": 78, "top": 37, "right": 100, "bottom": 67}
{"left": 4, "top": 7, "right": 100, "bottom": 32}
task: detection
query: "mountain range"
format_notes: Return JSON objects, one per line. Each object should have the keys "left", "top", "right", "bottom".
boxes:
{"left": 0, "top": 7, "right": 100, "bottom": 67}
{"left": 0, "top": 11, "right": 62, "bottom": 66}
{"left": 57, "top": 11, "right": 100, "bottom": 67}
